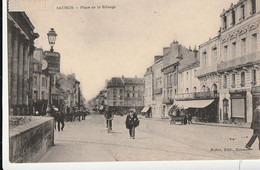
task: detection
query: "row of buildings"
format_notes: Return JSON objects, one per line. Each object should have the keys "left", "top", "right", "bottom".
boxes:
{"left": 89, "top": 76, "right": 145, "bottom": 114}
{"left": 144, "top": 0, "right": 260, "bottom": 124}
{"left": 8, "top": 12, "right": 86, "bottom": 116}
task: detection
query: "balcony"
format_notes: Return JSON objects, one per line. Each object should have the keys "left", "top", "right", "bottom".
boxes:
{"left": 175, "top": 92, "right": 219, "bottom": 101}
{"left": 217, "top": 51, "right": 260, "bottom": 73}
{"left": 163, "top": 98, "right": 173, "bottom": 104}
{"left": 195, "top": 65, "right": 217, "bottom": 78}
{"left": 154, "top": 88, "right": 163, "bottom": 94}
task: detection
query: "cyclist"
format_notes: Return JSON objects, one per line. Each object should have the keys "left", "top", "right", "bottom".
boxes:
{"left": 104, "top": 107, "right": 114, "bottom": 132}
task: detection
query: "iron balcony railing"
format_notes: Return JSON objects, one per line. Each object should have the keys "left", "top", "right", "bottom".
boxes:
{"left": 175, "top": 91, "right": 219, "bottom": 101}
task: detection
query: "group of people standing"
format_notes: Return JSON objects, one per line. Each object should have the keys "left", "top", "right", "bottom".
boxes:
{"left": 104, "top": 107, "right": 140, "bottom": 139}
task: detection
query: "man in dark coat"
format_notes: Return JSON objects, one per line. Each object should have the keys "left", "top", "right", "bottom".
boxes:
{"left": 125, "top": 109, "right": 139, "bottom": 139}
{"left": 57, "top": 110, "right": 65, "bottom": 131}
{"left": 245, "top": 105, "right": 260, "bottom": 150}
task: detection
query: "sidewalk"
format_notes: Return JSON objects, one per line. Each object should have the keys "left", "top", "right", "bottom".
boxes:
{"left": 143, "top": 117, "right": 251, "bottom": 129}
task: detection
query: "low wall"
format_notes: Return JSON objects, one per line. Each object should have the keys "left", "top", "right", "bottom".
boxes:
{"left": 9, "top": 116, "right": 54, "bottom": 163}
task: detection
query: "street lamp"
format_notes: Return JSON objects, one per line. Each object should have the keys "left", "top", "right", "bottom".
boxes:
{"left": 47, "top": 28, "right": 57, "bottom": 105}
{"left": 47, "top": 28, "right": 57, "bottom": 52}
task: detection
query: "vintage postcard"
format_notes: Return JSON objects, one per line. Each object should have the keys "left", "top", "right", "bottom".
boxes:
{"left": 2, "top": 0, "right": 260, "bottom": 169}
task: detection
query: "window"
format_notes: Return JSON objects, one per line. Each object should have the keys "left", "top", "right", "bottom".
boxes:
{"left": 241, "top": 4, "right": 245, "bottom": 20}
{"left": 241, "top": 38, "right": 246, "bottom": 55}
{"left": 223, "top": 75, "right": 227, "bottom": 88}
{"left": 193, "top": 87, "right": 197, "bottom": 93}
{"left": 203, "top": 52, "right": 207, "bottom": 66}
{"left": 169, "top": 75, "right": 172, "bottom": 87}
{"left": 120, "top": 89, "right": 123, "bottom": 93}
{"left": 42, "top": 77, "right": 45, "bottom": 87}
{"left": 232, "top": 10, "right": 236, "bottom": 25}
{"left": 42, "top": 91, "right": 44, "bottom": 99}
{"left": 113, "top": 102, "right": 117, "bottom": 106}
{"left": 241, "top": 72, "right": 246, "bottom": 87}
{"left": 186, "top": 72, "right": 189, "bottom": 80}
{"left": 127, "top": 93, "right": 130, "bottom": 98}
{"left": 201, "top": 85, "right": 206, "bottom": 92}
{"left": 224, "top": 45, "right": 228, "bottom": 60}
{"left": 34, "top": 76, "right": 38, "bottom": 86}
{"left": 252, "top": 69, "right": 257, "bottom": 85}
{"left": 251, "top": 0, "right": 256, "bottom": 14}
{"left": 33, "top": 91, "right": 38, "bottom": 100}
{"left": 232, "top": 42, "right": 236, "bottom": 58}
{"left": 252, "top": 34, "right": 258, "bottom": 51}
{"left": 186, "top": 88, "right": 189, "bottom": 94}
{"left": 232, "top": 73, "right": 236, "bottom": 88}
{"left": 174, "top": 73, "right": 177, "bottom": 85}
{"left": 133, "top": 86, "right": 135, "bottom": 91}
{"left": 133, "top": 93, "right": 135, "bottom": 98}
{"left": 223, "top": 15, "right": 227, "bottom": 29}
{"left": 212, "top": 48, "right": 218, "bottom": 59}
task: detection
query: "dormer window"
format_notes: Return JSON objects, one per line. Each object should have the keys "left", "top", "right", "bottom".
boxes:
{"left": 223, "top": 15, "right": 227, "bottom": 29}
{"left": 251, "top": 0, "right": 256, "bottom": 14}
{"left": 241, "top": 4, "right": 245, "bottom": 20}
{"left": 232, "top": 10, "right": 236, "bottom": 25}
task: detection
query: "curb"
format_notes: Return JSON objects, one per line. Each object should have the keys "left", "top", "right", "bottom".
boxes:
{"left": 192, "top": 122, "right": 250, "bottom": 129}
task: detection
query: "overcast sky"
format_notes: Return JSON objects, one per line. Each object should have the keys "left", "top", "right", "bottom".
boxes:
{"left": 21, "top": 0, "right": 238, "bottom": 101}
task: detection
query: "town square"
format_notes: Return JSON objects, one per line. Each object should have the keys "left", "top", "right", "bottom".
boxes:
{"left": 3, "top": 0, "right": 260, "bottom": 169}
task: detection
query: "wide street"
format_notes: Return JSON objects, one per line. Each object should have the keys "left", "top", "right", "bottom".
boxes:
{"left": 39, "top": 114, "right": 260, "bottom": 162}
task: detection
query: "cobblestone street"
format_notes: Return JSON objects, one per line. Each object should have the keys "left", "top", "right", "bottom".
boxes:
{"left": 39, "top": 114, "right": 260, "bottom": 162}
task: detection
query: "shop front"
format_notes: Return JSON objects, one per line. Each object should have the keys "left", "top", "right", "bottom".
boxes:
{"left": 141, "top": 106, "right": 152, "bottom": 117}
{"left": 230, "top": 90, "right": 247, "bottom": 123}
{"left": 172, "top": 98, "right": 219, "bottom": 123}
{"left": 252, "top": 86, "right": 260, "bottom": 112}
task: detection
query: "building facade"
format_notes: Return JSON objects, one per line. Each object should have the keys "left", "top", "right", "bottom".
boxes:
{"left": 144, "top": 67, "right": 153, "bottom": 117}
{"left": 8, "top": 12, "right": 39, "bottom": 115}
{"left": 196, "top": 0, "right": 260, "bottom": 123}
{"left": 106, "top": 76, "right": 145, "bottom": 114}
{"left": 152, "top": 56, "right": 164, "bottom": 118}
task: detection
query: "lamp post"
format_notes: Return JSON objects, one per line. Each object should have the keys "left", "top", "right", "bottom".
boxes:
{"left": 47, "top": 28, "right": 57, "bottom": 105}
{"left": 47, "top": 28, "right": 57, "bottom": 52}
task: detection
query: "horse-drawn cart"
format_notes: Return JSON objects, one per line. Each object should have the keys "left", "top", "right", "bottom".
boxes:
{"left": 168, "top": 105, "right": 187, "bottom": 125}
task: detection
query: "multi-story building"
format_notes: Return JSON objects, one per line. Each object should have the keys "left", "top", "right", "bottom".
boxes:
{"left": 8, "top": 12, "right": 39, "bottom": 115}
{"left": 123, "top": 76, "right": 145, "bottom": 110}
{"left": 143, "top": 67, "right": 153, "bottom": 117}
{"left": 152, "top": 56, "right": 164, "bottom": 118}
{"left": 161, "top": 41, "right": 198, "bottom": 118}
{"left": 196, "top": 0, "right": 260, "bottom": 123}
{"left": 107, "top": 77, "right": 125, "bottom": 107}
{"left": 106, "top": 76, "right": 145, "bottom": 114}
{"left": 32, "top": 48, "right": 49, "bottom": 114}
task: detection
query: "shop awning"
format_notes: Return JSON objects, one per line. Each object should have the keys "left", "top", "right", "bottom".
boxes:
{"left": 141, "top": 107, "right": 150, "bottom": 113}
{"left": 174, "top": 99, "right": 214, "bottom": 109}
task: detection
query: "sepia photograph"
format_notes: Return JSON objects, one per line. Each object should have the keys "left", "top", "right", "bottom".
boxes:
{"left": 2, "top": 0, "right": 260, "bottom": 169}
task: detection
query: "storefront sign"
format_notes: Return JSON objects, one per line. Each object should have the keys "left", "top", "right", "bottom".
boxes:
{"left": 44, "top": 51, "right": 60, "bottom": 74}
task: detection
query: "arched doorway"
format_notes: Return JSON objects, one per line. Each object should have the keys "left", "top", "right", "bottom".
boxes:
{"left": 212, "top": 84, "right": 218, "bottom": 97}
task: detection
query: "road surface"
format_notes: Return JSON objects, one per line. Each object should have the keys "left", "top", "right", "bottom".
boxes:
{"left": 39, "top": 114, "right": 260, "bottom": 162}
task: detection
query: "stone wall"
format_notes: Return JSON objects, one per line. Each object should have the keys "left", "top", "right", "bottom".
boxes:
{"left": 9, "top": 116, "right": 54, "bottom": 163}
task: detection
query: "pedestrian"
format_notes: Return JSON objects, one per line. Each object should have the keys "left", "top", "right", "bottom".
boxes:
{"left": 104, "top": 107, "right": 114, "bottom": 130}
{"left": 125, "top": 109, "right": 139, "bottom": 139}
{"left": 245, "top": 105, "right": 260, "bottom": 150}
{"left": 188, "top": 112, "right": 193, "bottom": 124}
{"left": 57, "top": 110, "right": 65, "bottom": 131}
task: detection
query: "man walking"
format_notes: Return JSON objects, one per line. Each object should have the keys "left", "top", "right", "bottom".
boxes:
{"left": 125, "top": 109, "right": 139, "bottom": 139}
{"left": 245, "top": 105, "right": 260, "bottom": 150}
{"left": 57, "top": 110, "right": 65, "bottom": 131}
